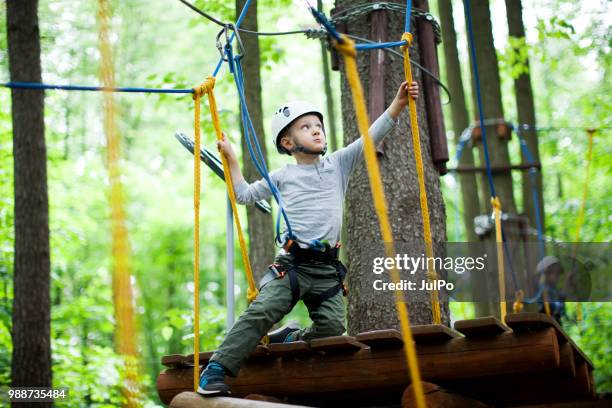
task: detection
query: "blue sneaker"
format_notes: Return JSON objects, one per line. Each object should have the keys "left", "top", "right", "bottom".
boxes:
{"left": 197, "top": 361, "right": 230, "bottom": 396}
{"left": 268, "top": 322, "right": 300, "bottom": 343}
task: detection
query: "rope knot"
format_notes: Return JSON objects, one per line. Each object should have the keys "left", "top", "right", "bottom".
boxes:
{"left": 426, "top": 270, "right": 438, "bottom": 281}
{"left": 192, "top": 76, "right": 216, "bottom": 100}
{"left": 333, "top": 34, "right": 357, "bottom": 58}
{"left": 513, "top": 289, "right": 524, "bottom": 314}
{"left": 491, "top": 196, "right": 502, "bottom": 212}
{"left": 401, "top": 32, "right": 413, "bottom": 50}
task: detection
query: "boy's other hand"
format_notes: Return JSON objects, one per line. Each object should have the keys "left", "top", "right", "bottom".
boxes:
{"left": 387, "top": 81, "right": 418, "bottom": 120}
{"left": 217, "top": 133, "right": 237, "bottom": 162}
{"left": 396, "top": 80, "right": 419, "bottom": 107}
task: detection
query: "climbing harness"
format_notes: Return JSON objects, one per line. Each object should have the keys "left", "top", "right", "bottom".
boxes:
{"left": 260, "top": 241, "right": 348, "bottom": 311}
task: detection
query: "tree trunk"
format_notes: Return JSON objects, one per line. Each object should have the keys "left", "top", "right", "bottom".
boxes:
{"left": 439, "top": 0, "right": 491, "bottom": 317}
{"left": 236, "top": 0, "right": 274, "bottom": 281}
{"left": 338, "top": 0, "right": 449, "bottom": 332}
{"left": 7, "top": 0, "right": 52, "bottom": 404}
{"left": 466, "top": 0, "right": 517, "bottom": 215}
{"left": 505, "top": 0, "right": 545, "bottom": 233}
{"left": 438, "top": 0, "right": 480, "bottom": 242}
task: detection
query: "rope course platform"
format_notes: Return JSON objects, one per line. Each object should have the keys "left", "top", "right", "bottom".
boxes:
{"left": 156, "top": 313, "right": 605, "bottom": 408}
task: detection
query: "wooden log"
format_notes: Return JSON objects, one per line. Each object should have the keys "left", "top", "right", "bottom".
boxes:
{"left": 414, "top": 0, "right": 449, "bottom": 174}
{"left": 442, "top": 362, "right": 594, "bottom": 406}
{"left": 506, "top": 401, "right": 612, "bottom": 408}
{"left": 169, "top": 392, "right": 313, "bottom": 408}
{"left": 454, "top": 316, "right": 511, "bottom": 337}
{"left": 157, "top": 328, "right": 560, "bottom": 405}
{"left": 402, "top": 381, "right": 490, "bottom": 408}
{"left": 505, "top": 312, "right": 594, "bottom": 369}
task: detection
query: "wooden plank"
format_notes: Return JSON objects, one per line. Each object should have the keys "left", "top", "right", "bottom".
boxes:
{"left": 309, "top": 335, "right": 367, "bottom": 354}
{"left": 162, "top": 354, "right": 188, "bottom": 368}
{"left": 414, "top": 0, "right": 449, "bottom": 174}
{"left": 157, "top": 328, "right": 560, "bottom": 405}
{"left": 169, "top": 392, "right": 314, "bottom": 407}
{"left": 454, "top": 316, "right": 511, "bottom": 337}
{"left": 183, "top": 351, "right": 215, "bottom": 366}
{"left": 368, "top": 8, "right": 387, "bottom": 156}
{"left": 505, "top": 312, "right": 594, "bottom": 369}
{"left": 355, "top": 329, "right": 404, "bottom": 349}
{"left": 411, "top": 324, "right": 462, "bottom": 343}
{"left": 267, "top": 341, "right": 310, "bottom": 358}
{"left": 402, "top": 382, "right": 490, "bottom": 408}
{"left": 506, "top": 401, "right": 612, "bottom": 408}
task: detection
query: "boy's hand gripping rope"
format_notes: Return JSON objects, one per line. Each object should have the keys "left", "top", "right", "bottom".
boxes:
{"left": 401, "top": 32, "right": 442, "bottom": 326}
{"left": 332, "top": 34, "right": 426, "bottom": 408}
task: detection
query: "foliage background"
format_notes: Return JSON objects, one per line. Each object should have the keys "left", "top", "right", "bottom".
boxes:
{"left": 0, "top": 0, "right": 609, "bottom": 405}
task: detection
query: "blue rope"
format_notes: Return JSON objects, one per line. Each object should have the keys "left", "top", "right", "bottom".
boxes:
{"left": 516, "top": 128, "right": 545, "bottom": 260}
{"left": 308, "top": 6, "right": 342, "bottom": 42}
{"left": 463, "top": 0, "right": 496, "bottom": 198}
{"left": 232, "top": 55, "right": 294, "bottom": 244}
{"left": 405, "top": 0, "right": 413, "bottom": 33}
{"left": 2, "top": 81, "right": 193, "bottom": 94}
{"left": 355, "top": 40, "right": 407, "bottom": 50}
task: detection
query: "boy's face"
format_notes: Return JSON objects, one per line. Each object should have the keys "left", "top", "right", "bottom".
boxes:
{"left": 281, "top": 114, "right": 326, "bottom": 154}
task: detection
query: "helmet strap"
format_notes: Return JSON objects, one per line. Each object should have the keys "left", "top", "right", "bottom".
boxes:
{"left": 291, "top": 142, "right": 327, "bottom": 156}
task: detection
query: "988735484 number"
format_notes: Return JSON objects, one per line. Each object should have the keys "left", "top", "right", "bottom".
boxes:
{"left": 5, "top": 387, "right": 69, "bottom": 402}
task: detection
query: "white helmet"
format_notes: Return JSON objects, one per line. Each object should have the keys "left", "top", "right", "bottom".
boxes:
{"left": 537, "top": 256, "right": 561, "bottom": 275}
{"left": 271, "top": 100, "right": 324, "bottom": 155}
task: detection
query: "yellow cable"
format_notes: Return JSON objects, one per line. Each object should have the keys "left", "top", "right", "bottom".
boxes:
{"left": 401, "top": 33, "right": 441, "bottom": 325}
{"left": 491, "top": 197, "right": 507, "bottom": 321}
{"left": 97, "top": 0, "right": 140, "bottom": 405}
{"left": 196, "top": 77, "right": 258, "bottom": 303}
{"left": 333, "top": 34, "right": 426, "bottom": 408}
{"left": 572, "top": 129, "right": 595, "bottom": 323}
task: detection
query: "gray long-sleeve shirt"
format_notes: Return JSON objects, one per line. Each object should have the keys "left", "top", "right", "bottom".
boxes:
{"left": 234, "top": 109, "right": 397, "bottom": 248}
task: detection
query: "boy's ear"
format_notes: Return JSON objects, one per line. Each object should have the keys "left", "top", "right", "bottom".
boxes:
{"left": 280, "top": 134, "right": 293, "bottom": 151}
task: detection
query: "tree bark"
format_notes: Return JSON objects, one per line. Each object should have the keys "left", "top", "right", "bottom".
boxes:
{"left": 338, "top": 0, "right": 450, "bottom": 332}
{"left": 505, "top": 0, "right": 545, "bottom": 233}
{"left": 7, "top": 0, "right": 52, "bottom": 404}
{"left": 236, "top": 0, "right": 274, "bottom": 281}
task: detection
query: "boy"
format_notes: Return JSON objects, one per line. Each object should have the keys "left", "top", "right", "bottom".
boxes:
{"left": 198, "top": 81, "right": 419, "bottom": 395}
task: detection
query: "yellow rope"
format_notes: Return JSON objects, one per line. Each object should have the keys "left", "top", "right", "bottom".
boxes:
{"left": 192, "top": 83, "right": 203, "bottom": 392}
{"left": 401, "top": 33, "right": 441, "bottom": 325}
{"left": 572, "top": 129, "right": 596, "bottom": 322}
{"left": 513, "top": 289, "right": 524, "bottom": 314}
{"left": 97, "top": 0, "right": 140, "bottom": 405}
{"left": 491, "top": 197, "right": 507, "bottom": 321}
{"left": 333, "top": 34, "right": 426, "bottom": 408}
{"left": 195, "top": 77, "right": 258, "bottom": 303}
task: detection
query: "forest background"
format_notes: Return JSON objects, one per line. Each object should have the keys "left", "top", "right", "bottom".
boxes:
{"left": 0, "top": 0, "right": 610, "bottom": 406}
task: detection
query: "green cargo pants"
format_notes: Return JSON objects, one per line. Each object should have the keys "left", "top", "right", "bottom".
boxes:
{"left": 210, "top": 254, "right": 346, "bottom": 376}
